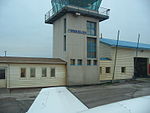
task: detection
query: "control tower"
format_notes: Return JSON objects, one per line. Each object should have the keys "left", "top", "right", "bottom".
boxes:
{"left": 45, "top": 0, "right": 110, "bottom": 85}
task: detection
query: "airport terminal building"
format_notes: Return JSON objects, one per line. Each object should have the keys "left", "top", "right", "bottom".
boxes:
{"left": 0, "top": 0, "right": 150, "bottom": 88}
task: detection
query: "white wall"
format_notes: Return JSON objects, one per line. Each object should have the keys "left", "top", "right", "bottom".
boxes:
{"left": 99, "top": 45, "right": 150, "bottom": 81}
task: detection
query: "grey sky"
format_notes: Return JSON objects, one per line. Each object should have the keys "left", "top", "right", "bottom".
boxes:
{"left": 0, "top": 0, "right": 150, "bottom": 57}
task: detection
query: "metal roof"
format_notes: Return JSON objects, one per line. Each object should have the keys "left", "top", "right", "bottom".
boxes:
{"left": 0, "top": 57, "right": 66, "bottom": 64}
{"left": 100, "top": 57, "right": 112, "bottom": 60}
{"left": 100, "top": 38, "right": 150, "bottom": 50}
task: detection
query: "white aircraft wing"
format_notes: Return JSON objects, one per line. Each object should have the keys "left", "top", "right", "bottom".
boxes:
{"left": 81, "top": 95, "right": 150, "bottom": 113}
{"left": 27, "top": 87, "right": 150, "bottom": 113}
{"left": 27, "top": 87, "right": 88, "bottom": 113}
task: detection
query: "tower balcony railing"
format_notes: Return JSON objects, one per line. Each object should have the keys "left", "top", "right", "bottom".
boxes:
{"left": 45, "top": 5, "right": 110, "bottom": 22}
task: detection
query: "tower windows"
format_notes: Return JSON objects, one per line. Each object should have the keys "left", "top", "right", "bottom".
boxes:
{"left": 87, "top": 60, "right": 91, "bottom": 65}
{"left": 64, "top": 35, "right": 66, "bottom": 51}
{"left": 87, "top": 21, "right": 96, "bottom": 36}
{"left": 87, "top": 37, "right": 97, "bottom": 58}
{"left": 70, "top": 59, "right": 75, "bottom": 65}
{"left": 64, "top": 18, "right": 66, "bottom": 33}
{"left": 77, "top": 59, "right": 82, "bottom": 66}
{"left": 93, "top": 60, "right": 97, "bottom": 65}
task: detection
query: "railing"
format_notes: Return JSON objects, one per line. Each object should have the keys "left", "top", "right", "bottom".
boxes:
{"left": 45, "top": 5, "right": 110, "bottom": 21}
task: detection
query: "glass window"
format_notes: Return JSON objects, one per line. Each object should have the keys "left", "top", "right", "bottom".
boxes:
{"left": 51, "top": 68, "right": 55, "bottom": 77}
{"left": 64, "top": 18, "right": 66, "bottom": 33}
{"left": 21, "top": 68, "right": 26, "bottom": 78}
{"left": 87, "top": 21, "right": 96, "bottom": 36}
{"left": 64, "top": 35, "right": 66, "bottom": 51}
{"left": 87, "top": 60, "right": 91, "bottom": 66}
{"left": 93, "top": 60, "right": 97, "bottom": 65}
{"left": 87, "top": 37, "right": 97, "bottom": 58}
{"left": 30, "top": 68, "right": 36, "bottom": 77}
{"left": 106, "top": 67, "right": 111, "bottom": 73}
{"left": 70, "top": 59, "right": 75, "bottom": 65}
{"left": 0, "top": 69, "right": 5, "bottom": 79}
{"left": 121, "top": 67, "right": 126, "bottom": 73}
{"left": 42, "top": 68, "right": 47, "bottom": 77}
{"left": 77, "top": 59, "right": 82, "bottom": 65}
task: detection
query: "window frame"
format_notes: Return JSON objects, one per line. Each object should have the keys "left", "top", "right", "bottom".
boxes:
{"left": 70, "top": 59, "right": 75, "bottom": 65}
{"left": 87, "top": 60, "right": 91, "bottom": 66}
{"left": 30, "top": 68, "right": 36, "bottom": 78}
{"left": 42, "top": 67, "right": 47, "bottom": 77}
{"left": 87, "top": 21, "right": 96, "bottom": 36}
{"left": 77, "top": 59, "right": 82, "bottom": 66}
{"left": 93, "top": 60, "right": 97, "bottom": 66}
{"left": 64, "top": 35, "right": 66, "bottom": 51}
{"left": 51, "top": 68, "right": 56, "bottom": 78}
{"left": 87, "top": 37, "right": 97, "bottom": 58}
{"left": 105, "top": 67, "right": 111, "bottom": 73}
{"left": 121, "top": 67, "right": 126, "bottom": 73}
{"left": 0, "top": 68, "right": 5, "bottom": 79}
{"left": 20, "top": 68, "right": 26, "bottom": 78}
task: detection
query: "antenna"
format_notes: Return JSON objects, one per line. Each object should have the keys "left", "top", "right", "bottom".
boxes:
{"left": 4, "top": 51, "right": 7, "bottom": 57}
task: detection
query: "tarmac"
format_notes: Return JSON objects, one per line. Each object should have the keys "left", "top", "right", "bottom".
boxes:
{"left": 0, "top": 78, "right": 150, "bottom": 113}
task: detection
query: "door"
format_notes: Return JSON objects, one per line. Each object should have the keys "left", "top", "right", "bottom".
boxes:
{"left": 134, "top": 58, "right": 148, "bottom": 78}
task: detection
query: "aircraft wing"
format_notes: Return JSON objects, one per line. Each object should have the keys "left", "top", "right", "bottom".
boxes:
{"left": 81, "top": 96, "right": 150, "bottom": 113}
{"left": 27, "top": 87, "right": 88, "bottom": 113}
{"left": 27, "top": 87, "right": 150, "bottom": 113}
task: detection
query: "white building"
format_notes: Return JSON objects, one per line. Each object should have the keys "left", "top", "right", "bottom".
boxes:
{"left": 99, "top": 38, "right": 150, "bottom": 81}
{"left": 0, "top": 57, "right": 66, "bottom": 88}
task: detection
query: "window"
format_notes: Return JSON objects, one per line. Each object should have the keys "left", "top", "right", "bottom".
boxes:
{"left": 51, "top": 68, "right": 55, "bottom": 77}
{"left": 64, "top": 18, "right": 66, "bottom": 33}
{"left": 100, "top": 67, "right": 102, "bottom": 74}
{"left": 30, "top": 68, "right": 36, "bottom": 77}
{"left": 21, "top": 68, "right": 26, "bottom": 78}
{"left": 42, "top": 68, "right": 47, "bottom": 77}
{"left": 87, "top": 37, "right": 97, "bottom": 58}
{"left": 87, "top": 60, "right": 91, "bottom": 65}
{"left": 64, "top": 35, "right": 66, "bottom": 51}
{"left": 70, "top": 59, "right": 75, "bottom": 65}
{"left": 121, "top": 67, "right": 126, "bottom": 73}
{"left": 93, "top": 60, "right": 97, "bottom": 65}
{"left": 106, "top": 67, "right": 111, "bottom": 73}
{"left": 0, "top": 69, "right": 5, "bottom": 79}
{"left": 87, "top": 21, "right": 96, "bottom": 36}
{"left": 77, "top": 59, "right": 82, "bottom": 65}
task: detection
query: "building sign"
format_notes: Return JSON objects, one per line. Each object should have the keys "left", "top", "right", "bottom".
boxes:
{"left": 68, "top": 29, "right": 87, "bottom": 35}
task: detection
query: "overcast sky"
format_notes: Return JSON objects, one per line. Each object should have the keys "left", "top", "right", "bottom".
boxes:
{"left": 0, "top": 0, "right": 150, "bottom": 57}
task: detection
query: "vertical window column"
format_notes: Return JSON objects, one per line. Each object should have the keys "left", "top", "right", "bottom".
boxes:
{"left": 87, "top": 21, "right": 96, "bottom": 36}
{"left": 64, "top": 35, "right": 66, "bottom": 51}
{"left": 87, "top": 37, "right": 97, "bottom": 58}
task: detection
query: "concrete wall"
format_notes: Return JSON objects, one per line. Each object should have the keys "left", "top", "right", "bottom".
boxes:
{"left": 53, "top": 13, "right": 100, "bottom": 85}
{"left": 0, "top": 63, "right": 66, "bottom": 88}
{"left": 99, "top": 45, "right": 150, "bottom": 81}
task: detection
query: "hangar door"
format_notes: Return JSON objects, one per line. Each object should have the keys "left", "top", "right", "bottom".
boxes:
{"left": 134, "top": 58, "right": 148, "bottom": 78}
